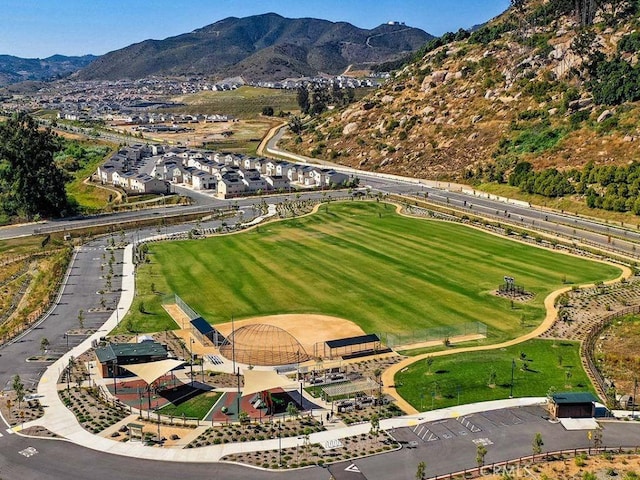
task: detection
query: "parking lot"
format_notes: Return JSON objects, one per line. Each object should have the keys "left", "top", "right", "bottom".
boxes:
{"left": 389, "top": 405, "right": 548, "bottom": 450}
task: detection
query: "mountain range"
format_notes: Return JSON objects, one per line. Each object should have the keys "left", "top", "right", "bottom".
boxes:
{"left": 74, "top": 13, "right": 432, "bottom": 82}
{"left": 282, "top": 0, "right": 640, "bottom": 184}
{"left": 0, "top": 54, "right": 96, "bottom": 87}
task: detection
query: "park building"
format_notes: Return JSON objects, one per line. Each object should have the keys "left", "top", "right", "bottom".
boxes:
{"left": 95, "top": 341, "right": 169, "bottom": 378}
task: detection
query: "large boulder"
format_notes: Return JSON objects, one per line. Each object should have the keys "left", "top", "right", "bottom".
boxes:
{"left": 343, "top": 122, "right": 359, "bottom": 136}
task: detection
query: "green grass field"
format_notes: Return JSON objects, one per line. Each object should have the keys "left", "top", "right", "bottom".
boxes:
{"left": 159, "top": 392, "right": 221, "bottom": 419}
{"left": 395, "top": 339, "right": 593, "bottom": 410}
{"left": 171, "top": 86, "right": 299, "bottom": 118}
{"left": 119, "top": 202, "right": 621, "bottom": 341}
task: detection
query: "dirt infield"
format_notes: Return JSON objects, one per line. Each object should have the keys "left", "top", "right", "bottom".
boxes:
{"left": 214, "top": 314, "right": 366, "bottom": 358}
{"left": 164, "top": 304, "right": 192, "bottom": 329}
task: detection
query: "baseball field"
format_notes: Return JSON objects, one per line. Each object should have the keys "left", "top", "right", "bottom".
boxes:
{"left": 121, "top": 201, "right": 621, "bottom": 344}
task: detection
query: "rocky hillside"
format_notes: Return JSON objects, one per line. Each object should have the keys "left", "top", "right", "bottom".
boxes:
{"left": 76, "top": 13, "right": 432, "bottom": 81}
{"left": 282, "top": 0, "right": 640, "bottom": 181}
{"left": 0, "top": 54, "right": 96, "bottom": 87}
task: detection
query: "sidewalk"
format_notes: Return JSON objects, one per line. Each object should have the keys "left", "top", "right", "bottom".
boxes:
{"left": 16, "top": 237, "right": 550, "bottom": 463}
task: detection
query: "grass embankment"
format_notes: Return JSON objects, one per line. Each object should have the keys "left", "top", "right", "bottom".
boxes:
{"left": 120, "top": 202, "right": 620, "bottom": 339}
{"left": 59, "top": 139, "right": 115, "bottom": 213}
{"left": 159, "top": 392, "right": 222, "bottom": 419}
{"left": 395, "top": 339, "right": 592, "bottom": 411}
{"left": 0, "top": 236, "right": 72, "bottom": 342}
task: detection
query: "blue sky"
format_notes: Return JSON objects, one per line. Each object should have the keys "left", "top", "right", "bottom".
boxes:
{"left": 1, "top": 0, "right": 510, "bottom": 58}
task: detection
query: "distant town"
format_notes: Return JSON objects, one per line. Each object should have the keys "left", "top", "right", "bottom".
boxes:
{"left": 1, "top": 75, "right": 384, "bottom": 120}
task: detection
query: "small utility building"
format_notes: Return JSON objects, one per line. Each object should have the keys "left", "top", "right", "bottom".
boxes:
{"left": 95, "top": 342, "right": 168, "bottom": 378}
{"left": 549, "top": 392, "right": 598, "bottom": 418}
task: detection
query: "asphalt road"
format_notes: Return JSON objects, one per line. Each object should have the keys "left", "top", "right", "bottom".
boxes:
{"left": 0, "top": 213, "right": 245, "bottom": 393}
{"left": 1, "top": 406, "right": 639, "bottom": 480}
{"left": 0, "top": 431, "right": 330, "bottom": 480}
{"left": 0, "top": 237, "right": 120, "bottom": 392}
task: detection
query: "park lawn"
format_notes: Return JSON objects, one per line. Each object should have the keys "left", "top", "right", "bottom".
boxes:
{"left": 395, "top": 339, "right": 594, "bottom": 411}
{"left": 121, "top": 202, "right": 621, "bottom": 339}
{"left": 159, "top": 392, "right": 221, "bottom": 419}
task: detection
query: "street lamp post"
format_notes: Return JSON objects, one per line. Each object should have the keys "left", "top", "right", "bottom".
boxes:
{"left": 633, "top": 378, "right": 638, "bottom": 419}
{"left": 189, "top": 338, "right": 194, "bottom": 386}
{"left": 278, "top": 419, "right": 282, "bottom": 467}
{"left": 156, "top": 405, "right": 161, "bottom": 443}
{"left": 510, "top": 359, "right": 516, "bottom": 398}
{"left": 236, "top": 366, "right": 241, "bottom": 421}
{"left": 113, "top": 358, "right": 118, "bottom": 394}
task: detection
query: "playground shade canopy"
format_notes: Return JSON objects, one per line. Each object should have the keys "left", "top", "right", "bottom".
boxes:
{"left": 120, "top": 359, "right": 185, "bottom": 385}
{"left": 242, "top": 369, "right": 296, "bottom": 397}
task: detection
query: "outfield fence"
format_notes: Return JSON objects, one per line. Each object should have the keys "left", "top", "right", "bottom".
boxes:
{"left": 380, "top": 322, "right": 487, "bottom": 349}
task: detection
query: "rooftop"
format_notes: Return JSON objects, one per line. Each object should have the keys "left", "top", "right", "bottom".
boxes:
{"left": 551, "top": 392, "right": 598, "bottom": 404}
{"left": 95, "top": 342, "right": 168, "bottom": 364}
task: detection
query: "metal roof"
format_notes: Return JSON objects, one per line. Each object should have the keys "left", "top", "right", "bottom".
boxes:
{"left": 326, "top": 334, "right": 380, "bottom": 349}
{"left": 95, "top": 342, "right": 168, "bottom": 364}
{"left": 551, "top": 392, "right": 598, "bottom": 404}
{"left": 190, "top": 317, "right": 214, "bottom": 335}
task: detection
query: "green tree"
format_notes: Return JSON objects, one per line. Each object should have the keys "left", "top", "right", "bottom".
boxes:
{"left": 416, "top": 461, "right": 426, "bottom": 480}
{"left": 286, "top": 401, "right": 298, "bottom": 419}
{"left": 426, "top": 356, "right": 434, "bottom": 374}
{"left": 369, "top": 413, "right": 380, "bottom": 435}
{"left": 476, "top": 444, "right": 487, "bottom": 466}
{"left": 77, "top": 309, "right": 85, "bottom": 330}
{"left": 12, "top": 374, "right": 25, "bottom": 408}
{"left": 40, "top": 337, "right": 50, "bottom": 355}
{"left": 262, "top": 106, "right": 274, "bottom": 116}
{"left": 288, "top": 116, "right": 303, "bottom": 135}
{"left": 0, "top": 112, "right": 70, "bottom": 219}
{"left": 296, "top": 87, "right": 310, "bottom": 114}
{"left": 532, "top": 432, "right": 544, "bottom": 455}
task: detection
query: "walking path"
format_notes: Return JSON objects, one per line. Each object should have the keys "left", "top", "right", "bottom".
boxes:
{"left": 382, "top": 262, "right": 632, "bottom": 414}
{"left": 7, "top": 195, "right": 633, "bottom": 463}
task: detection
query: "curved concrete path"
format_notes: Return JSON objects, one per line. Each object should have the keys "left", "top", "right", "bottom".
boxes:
{"left": 382, "top": 253, "right": 631, "bottom": 414}
{"left": 11, "top": 202, "right": 630, "bottom": 463}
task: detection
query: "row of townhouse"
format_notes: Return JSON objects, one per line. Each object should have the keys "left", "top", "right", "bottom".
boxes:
{"left": 96, "top": 144, "right": 352, "bottom": 198}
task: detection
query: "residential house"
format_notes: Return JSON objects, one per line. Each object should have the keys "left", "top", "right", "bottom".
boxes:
{"left": 217, "top": 176, "right": 245, "bottom": 198}
{"left": 264, "top": 175, "right": 290, "bottom": 191}
{"left": 192, "top": 171, "right": 217, "bottom": 190}
{"left": 275, "top": 162, "right": 295, "bottom": 178}
{"left": 265, "top": 161, "right": 279, "bottom": 176}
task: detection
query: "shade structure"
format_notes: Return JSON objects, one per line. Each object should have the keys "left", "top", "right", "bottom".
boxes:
{"left": 321, "top": 378, "right": 379, "bottom": 399}
{"left": 120, "top": 359, "right": 185, "bottom": 386}
{"left": 242, "top": 369, "right": 297, "bottom": 397}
